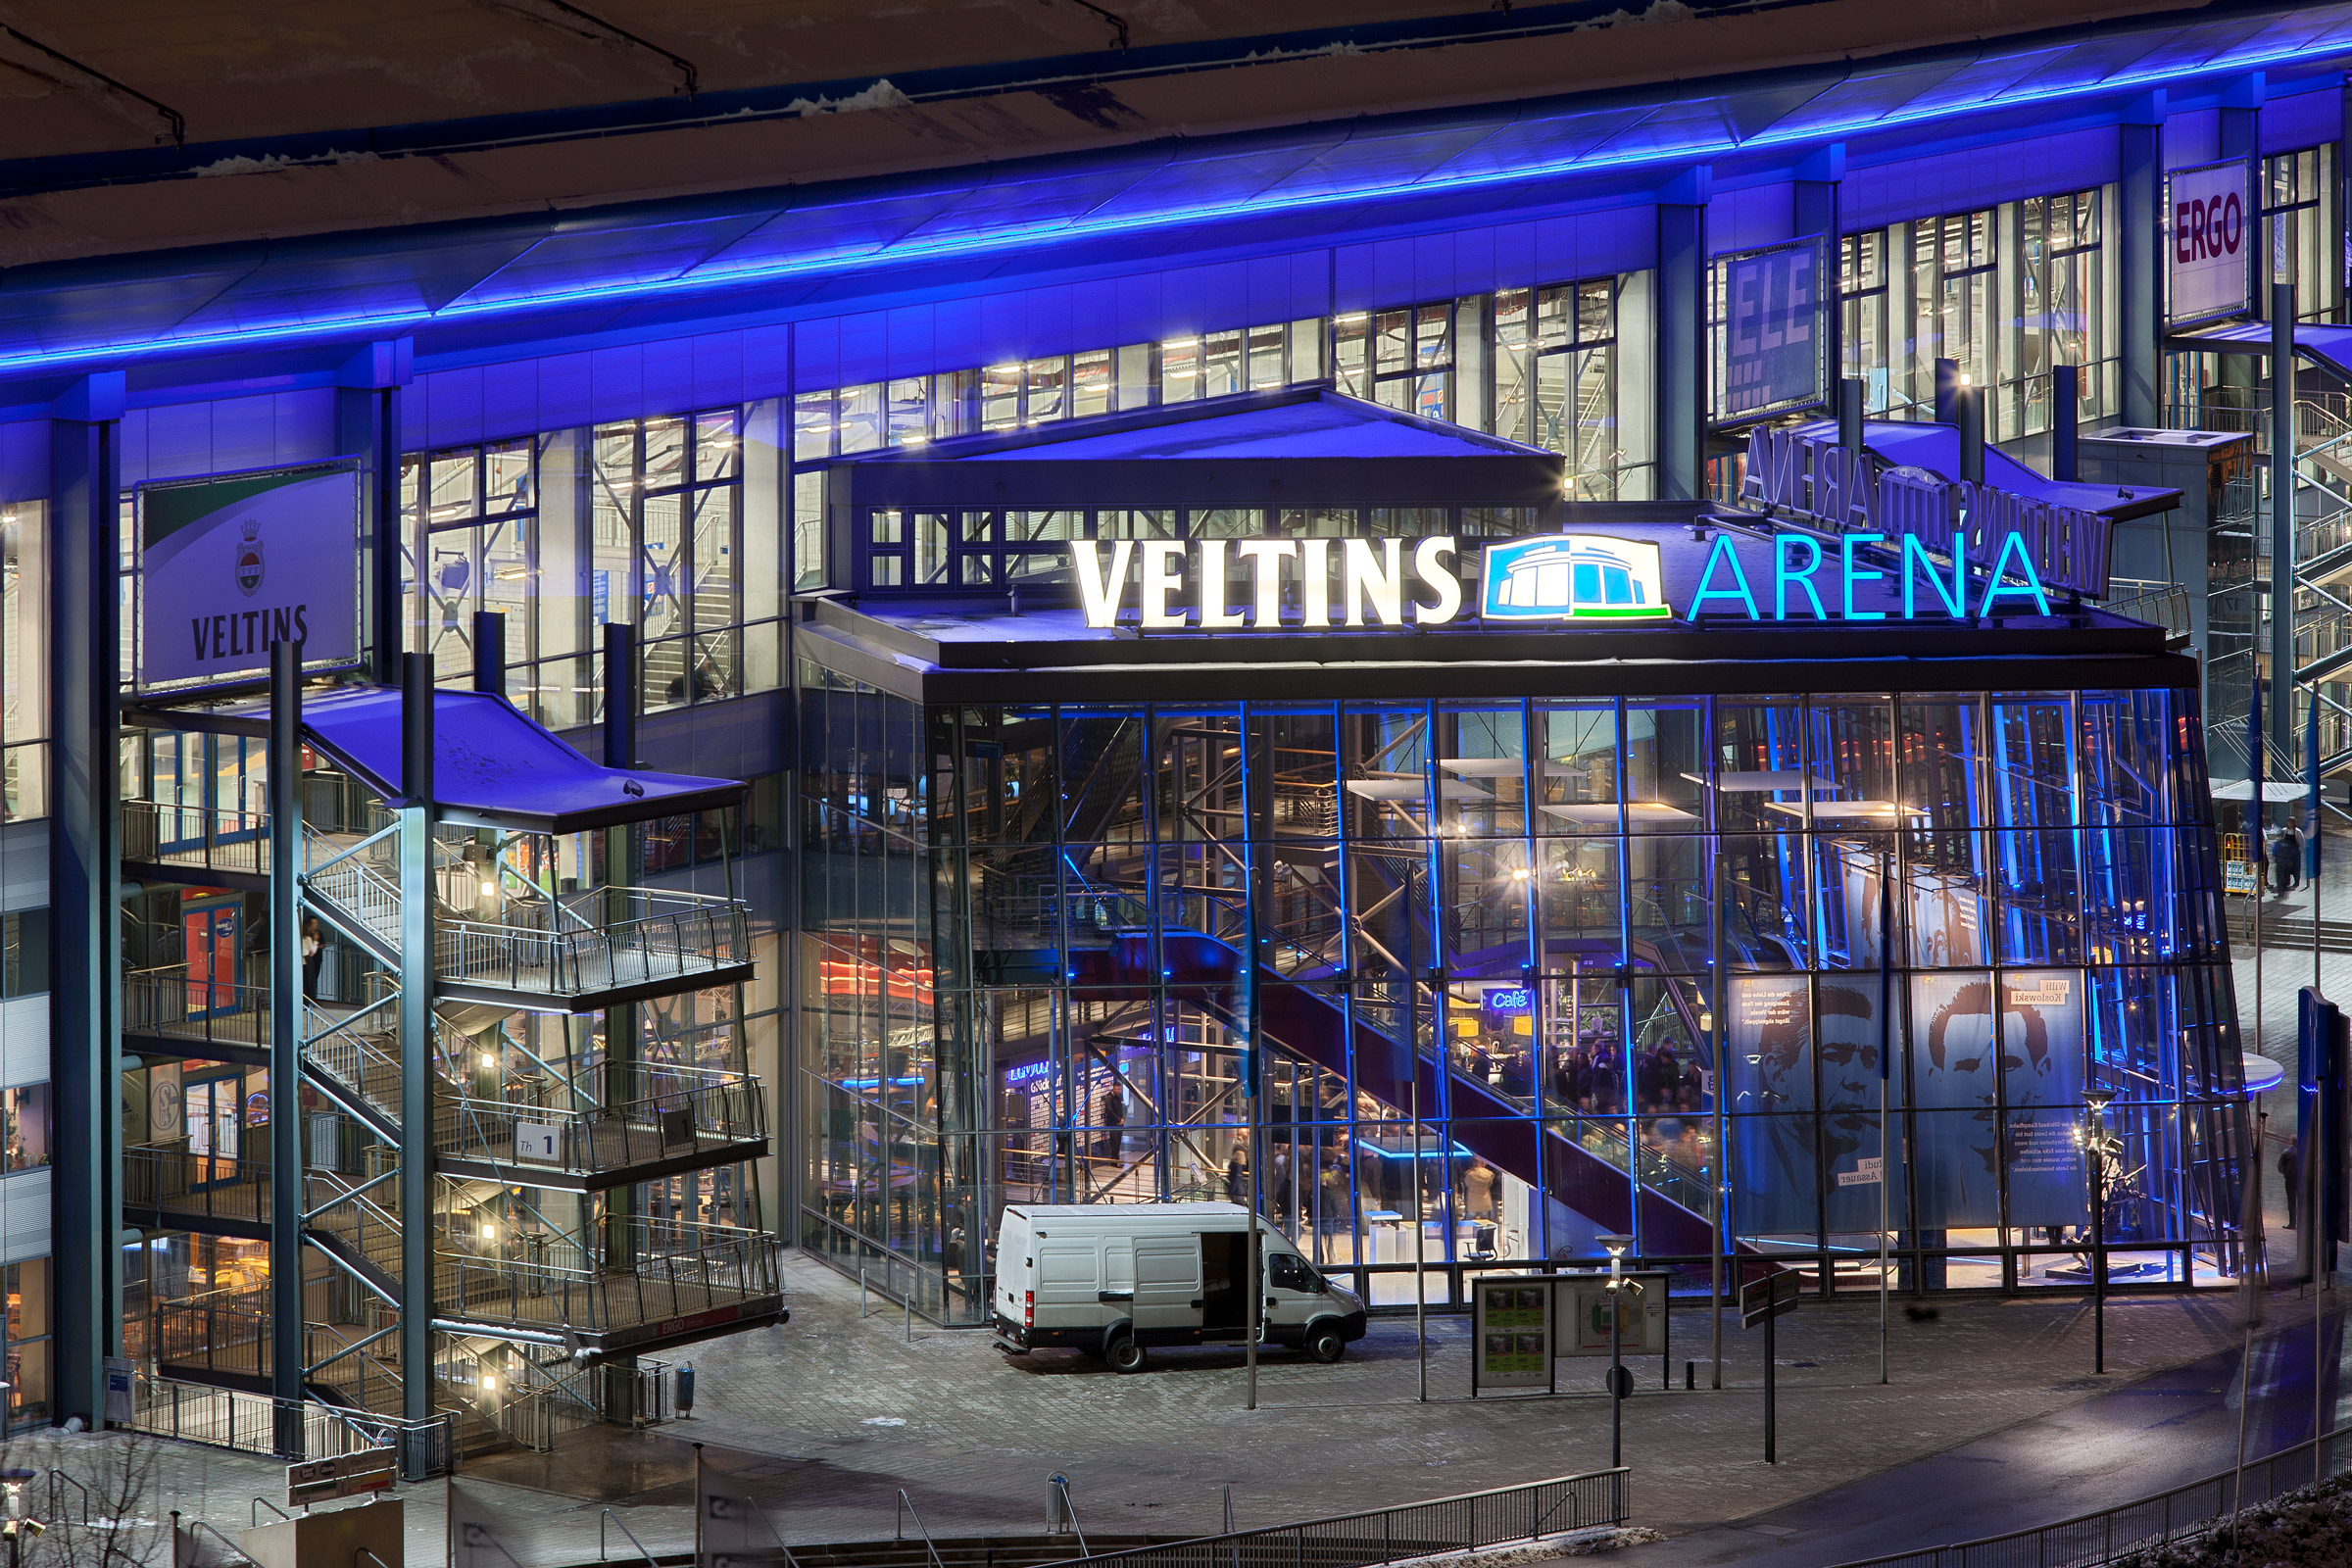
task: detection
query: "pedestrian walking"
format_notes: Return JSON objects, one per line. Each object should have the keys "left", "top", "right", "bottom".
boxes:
{"left": 2281, "top": 1143, "right": 2302, "bottom": 1230}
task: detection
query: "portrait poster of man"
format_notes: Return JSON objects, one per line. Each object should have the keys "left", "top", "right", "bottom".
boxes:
{"left": 1999, "top": 969, "right": 2088, "bottom": 1228}
{"left": 1818, "top": 971, "right": 1903, "bottom": 1234}
{"left": 1728, "top": 975, "right": 1815, "bottom": 1237}
{"left": 1910, "top": 972, "right": 2001, "bottom": 1228}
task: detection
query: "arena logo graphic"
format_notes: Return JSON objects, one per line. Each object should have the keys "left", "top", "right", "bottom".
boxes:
{"left": 234, "top": 515, "right": 265, "bottom": 597}
{"left": 1480, "top": 535, "right": 1668, "bottom": 622}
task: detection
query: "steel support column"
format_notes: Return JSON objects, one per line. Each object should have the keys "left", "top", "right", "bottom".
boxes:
{"left": 1655, "top": 167, "right": 1711, "bottom": 500}
{"left": 398, "top": 652, "right": 436, "bottom": 1423}
{"left": 48, "top": 373, "right": 122, "bottom": 1430}
{"left": 1794, "top": 144, "right": 1843, "bottom": 410}
{"left": 600, "top": 624, "right": 638, "bottom": 1420}
{"left": 269, "top": 642, "right": 306, "bottom": 1444}
{"left": 334, "top": 341, "right": 410, "bottom": 687}
{"left": 2118, "top": 92, "right": 2167, "bottom": 428}
{"left": 2273, "top": 280, "right": 2298, "bottom": 763}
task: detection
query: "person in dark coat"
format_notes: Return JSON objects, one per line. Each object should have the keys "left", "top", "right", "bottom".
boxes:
{"left": 2280, "top": 1142, "right": 2301, "bottom": 1230}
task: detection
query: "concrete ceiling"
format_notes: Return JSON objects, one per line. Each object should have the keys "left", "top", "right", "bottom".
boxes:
{"left": 0, "top": 0, "right": 2209, "bottom": 265}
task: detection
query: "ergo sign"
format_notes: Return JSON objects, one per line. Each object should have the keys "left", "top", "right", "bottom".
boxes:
{"left": 2169, "top": 160, "right": 2251, "bottom": 324}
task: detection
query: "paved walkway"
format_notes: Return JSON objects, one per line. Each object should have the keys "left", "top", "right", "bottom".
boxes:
{"left": 33, "top": 1245, "right": 2352, "bottom": 1567}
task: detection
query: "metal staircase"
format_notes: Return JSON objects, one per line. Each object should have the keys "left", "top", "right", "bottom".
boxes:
{"left": 118, "top": 669, "right": 781, "bottom": 1467}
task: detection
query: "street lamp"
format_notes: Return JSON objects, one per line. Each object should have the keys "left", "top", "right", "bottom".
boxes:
{"left": 2, "top": 1466, "right": 42, "bottom": 1568}
{"left": 2082, "top": 1087, "right": 2117, "bottom": 1374}
{"left": 1597, "top": 1232, "right": 1635, "bottom": 1469}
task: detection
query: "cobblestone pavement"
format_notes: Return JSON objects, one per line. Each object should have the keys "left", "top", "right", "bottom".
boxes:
{"left": 42, "top": 1224, "right": 2350, "bottom": 1568}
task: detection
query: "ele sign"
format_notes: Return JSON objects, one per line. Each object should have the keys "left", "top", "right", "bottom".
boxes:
{"left": 135, "top": 461, "right": 363, "bottom": 692}
{"left": 2169, "top": 160, "right": 2252, "bottom": 325}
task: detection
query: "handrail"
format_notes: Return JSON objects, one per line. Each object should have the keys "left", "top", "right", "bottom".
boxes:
{"left": 302, "top": 820, "right": 400, "bottom": 883}
{"left": 252, "top": 1496, "right": 294, "bottom": 1526}
{"left": 1039, "top": 1468, "right": 1630, "bottom": 1568}
{"left": 599, "top": 1507, "right": 662, "bottom": 1568}
{"left": 1052, "top": 1478, "right": 1088, "bottom": 1559}
{"left": 305, "top": 1320, "right": 400, "bottom": 1378}
{"left": 1822, "top": 1409, "right": 2349, "bottom": 1566}
{"left": 357, "top": 1551, "right": 393, "bottom": 1568}
{"left": 897, "top": 1491, "right": 949, "bottom": 1568}
{"left": 185, "top": 1518, "right": 260, "bottom": 1566}
{"left": 46, "top": 1470, "right": 88, "bottom": 1526}
{"left": 305, "top": 1163, "right": 399, "bottom": 1222}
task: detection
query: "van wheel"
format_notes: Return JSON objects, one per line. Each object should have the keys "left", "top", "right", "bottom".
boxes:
{"left": 1303, "top": 1325, "right": 1347, "bottom": 1364}
{"left": 1105, "top": 1334, "right": 1147, "bottom": 1373}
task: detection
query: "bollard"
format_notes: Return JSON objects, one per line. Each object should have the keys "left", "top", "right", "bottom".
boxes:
{"left": 1223, "top": 1485, "right": 1234, "bottom": 1534}
{"left": 860, "top": 1270, "right": 868, "bottom": 1319}
{"left": 678, "top": 1361, "right": 696, "bottom": 1419}
{"left": 906, "top": 1289, "right": 913, "bottom": 1342}
{"left": 1048, "top": 1474, "right": 1074, "bottom": 1537}
{"left": 1685, "top": 1360, "right": 1695, "bottom": 1391}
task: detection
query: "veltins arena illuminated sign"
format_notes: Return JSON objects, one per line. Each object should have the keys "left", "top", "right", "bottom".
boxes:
{"left": 1069, "top": 524, "right": 2052, "bottom": 631}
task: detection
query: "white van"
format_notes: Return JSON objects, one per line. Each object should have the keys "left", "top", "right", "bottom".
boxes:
{"left": 992, "top": 1201, "right": 1366, "bottom": 1373}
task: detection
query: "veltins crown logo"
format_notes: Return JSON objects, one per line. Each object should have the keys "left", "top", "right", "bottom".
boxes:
{"left": 234, "top": 515, "right": 265, "bottom": 598}
{"left": 1481, "top": 535, "right": 1670, "bottom": 622}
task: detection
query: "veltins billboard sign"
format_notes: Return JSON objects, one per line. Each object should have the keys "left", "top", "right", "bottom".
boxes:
{"left": 1068, "top": 523, "right": 2052, "bottom": 631}
{"left": 136, "top": 461, "right": 363, "bottom": 691}
{"left": 2168, "top": 159, "right": 2252, "bottom": 326}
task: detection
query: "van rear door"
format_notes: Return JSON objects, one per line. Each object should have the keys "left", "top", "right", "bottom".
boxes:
{"left": 1131, "top": 1235, "right": 1202, "bottom": 1335}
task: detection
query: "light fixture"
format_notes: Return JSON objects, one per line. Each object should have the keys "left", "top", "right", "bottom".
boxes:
{"left": 480, "top": 1223, "right": 497, "bottom": 1242}
{"left": 479, "top": 1052, "right": 496, "bottom": 1070}
{"left": 479, "top": 880, "right": 497, "bottom": 898}
{"left": 1510, "top": 867, "right": 1531, "bottom": 882}
{"left": 481, "top": 1374, "right": 496, "bottom": 1392}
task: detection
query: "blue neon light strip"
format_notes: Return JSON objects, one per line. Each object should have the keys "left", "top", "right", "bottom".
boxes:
{"left": 3, "top": 16, "right": 2346, "bottom": 376}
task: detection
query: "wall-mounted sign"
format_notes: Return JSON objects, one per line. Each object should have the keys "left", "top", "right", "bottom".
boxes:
{"left": 2168, "top": 160, "right": 2252, "bottom": 326}
{"left": 1073, "top": 537, "right": 1464, "bottom": 629}
{"left": 1071, "top": 520, "right": 2054, "bottom": 631}
{"left": 1713, "top": 238, "right": 1830, "bottom": 426}
{"left": 134, "top": 460, "right": 364, "bottom": 692}
{"left": 514, "top": 1122, "right": 561, "bottom": 1163}
{"left": 1741, "top": 423, "right": 2110, "bottom": 599}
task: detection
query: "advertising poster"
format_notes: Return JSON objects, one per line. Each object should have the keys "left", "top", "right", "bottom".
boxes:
{"left": 1715, "top": 240, "right": 1828, "bottom": 423}
{"left": 136, "top": 461, "right": 362, "bottom": 691}
{"left": 1820, "top": 973, "right": 1905, "bottom": 1233}
{"left": 2000, "top": 969, "right": 2088, "bottom": 1227}
{"left": 1563, "top": 1272, "right": 1668, "bottom": 1355}
{"left": 1910, "top": 972, "right": 2001, "bottom": 1227}
{"left": 2168, "top": 160, "right": 2252, "bottom": 324}
{"left": 1473, "top": 1278, "right": 1551, "bottom": 1389}
{"left": 1728, "top": 976, "right": 1817, "bottom": 1236}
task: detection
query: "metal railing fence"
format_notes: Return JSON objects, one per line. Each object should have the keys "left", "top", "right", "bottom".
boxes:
{"left": 127, "top": 1372, "right": 456, "bottom": 1479}
{"left": 1826, "top": 1421, "right": 2352, "bottom": 1568}
{"left": 1041, "top": 1469, "right": 1629, "bottom": 1568}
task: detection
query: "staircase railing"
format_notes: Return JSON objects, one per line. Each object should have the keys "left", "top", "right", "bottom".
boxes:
{"left": 441, "top": 1061, "right": 765, "bottom": 1175}
{"left": 122, "top": 968, "right": 270, "bottom": 1051}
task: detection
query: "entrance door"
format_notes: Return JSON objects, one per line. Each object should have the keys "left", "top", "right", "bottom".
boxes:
{"left": 182, "top": 900, "right": 242, "bottom": 1020}
{"left": 185, "top": 1074, "right": 241, "bottom": 1189}
{"left": 1201, "top": 1230, "right": 1249, "bottom": 1333}
{"left": 1130, "top": 1236, "right": 1202, "bottom": 1336}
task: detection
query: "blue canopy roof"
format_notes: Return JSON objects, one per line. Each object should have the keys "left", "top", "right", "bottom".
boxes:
{"left": 1788, "top": 417, "right": 2183, "bottom": 522}
{"left": 2166, "top": 320, "right": 2352, "bottom": 385}
{"left": 290, "top": 686, "right": 744, "bottom": 833}
{"left": 961, "top": 394, "right": 1549, "bottom": 463}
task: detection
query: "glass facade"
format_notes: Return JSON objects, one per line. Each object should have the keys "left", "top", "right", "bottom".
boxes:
{"left": 1842, "top": 186, "right": 2121, "bottom": 441}
{"left": 799, "top": 661, "right": 2246, "bottom": 1321}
